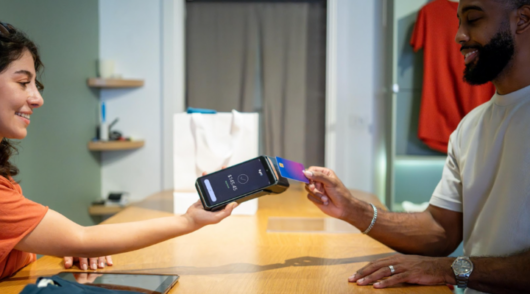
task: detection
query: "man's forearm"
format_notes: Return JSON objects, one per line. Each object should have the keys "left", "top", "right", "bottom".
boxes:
{"left": 467, "top": 250, "right": 530, "bottom": 294}
{"left": 341, "top": 198, "right": 454, "bottom": 256}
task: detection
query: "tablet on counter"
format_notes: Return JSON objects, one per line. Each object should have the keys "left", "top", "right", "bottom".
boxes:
{"left": 57, "top": 271, "right": 179, "bottom": 294}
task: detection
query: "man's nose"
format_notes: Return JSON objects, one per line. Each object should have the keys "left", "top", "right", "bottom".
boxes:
{"left": 455, "top": 25, "right": 470, "bottom": 45}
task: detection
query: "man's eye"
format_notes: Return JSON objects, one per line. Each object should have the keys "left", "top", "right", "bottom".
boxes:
{"left": 19, "top": 82, "right": 30, "bottom": 87}
{"left": 467, "top": 12, "right": 483, "bottom": 24}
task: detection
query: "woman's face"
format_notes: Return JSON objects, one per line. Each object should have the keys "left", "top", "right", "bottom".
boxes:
{"left": 0, "top": 49, "right": 43, "bottom": 140}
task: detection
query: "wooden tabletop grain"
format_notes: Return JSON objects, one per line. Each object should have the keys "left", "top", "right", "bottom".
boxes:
{"left": 0, "top": 184, "right": 451, "bottom": 293}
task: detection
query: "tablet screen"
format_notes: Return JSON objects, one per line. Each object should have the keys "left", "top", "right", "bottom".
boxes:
{"left": 57, "top": 272, "right": 179, "bottom": 294}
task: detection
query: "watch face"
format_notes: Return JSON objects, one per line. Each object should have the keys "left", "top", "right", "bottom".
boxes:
{"left": 456, "top": 259, "right": 472, "bottom": 274}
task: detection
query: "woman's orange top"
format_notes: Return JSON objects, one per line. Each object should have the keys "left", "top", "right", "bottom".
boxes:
{"left": 0, "top": 176, "right": 48, "bottom": 280}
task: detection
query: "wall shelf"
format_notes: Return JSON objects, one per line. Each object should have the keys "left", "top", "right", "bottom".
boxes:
{"left": 88, "top": 205, "right": 126, "bottom": 216}
{"left": 87, "top": 78, "right": 144, "bottom": 88}
{"left": 88, "top": 140, "right": 144, "bottom": 151}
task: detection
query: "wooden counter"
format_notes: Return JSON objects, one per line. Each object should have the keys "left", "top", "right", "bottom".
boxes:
{"left": 0, "top": 184, "right": 451, "bottom": 293}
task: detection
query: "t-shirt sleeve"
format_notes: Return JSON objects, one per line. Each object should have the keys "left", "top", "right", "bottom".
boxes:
{"left": 410, "top": 7, "right": 426, "bottom": 52}
{"left": 0, "top": 178, "right": 48, "bottom": 261}
{"left": 429, "top": 131, "right": 463, "bottom": 212}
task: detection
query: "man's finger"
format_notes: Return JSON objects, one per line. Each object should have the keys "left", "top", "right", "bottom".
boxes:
{"left": 304, "top": 184, "right": 313, "bottom": 194}
{"left": 307, "top": 193, "right": 324, "bottom": 205}
{"left": 373, "top": 272, "right": 408, "bottom": 289}
{"left": 356, "top": 266, "right": 394, "bottom": 286}
{"left": 315, "top": 181, "right": 324, "bottom": 192}
{"left": 354, "top": 260, "right": 389, "bottom": 281}
{"left": 64, "top": 256, "right": 73, "bottom": 269}
{"left": 313, "top": 191, "right": 329, "bottom": 205}
{"left": 307, "top": 183, "right": 325, "bottom": 195}
{"left": 303, "top": 170, "right": 334, "bottom": 186}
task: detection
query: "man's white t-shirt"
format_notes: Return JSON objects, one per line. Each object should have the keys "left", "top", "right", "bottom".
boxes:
{"left": 430, "top": 85, "right": 530, "bottom": 294}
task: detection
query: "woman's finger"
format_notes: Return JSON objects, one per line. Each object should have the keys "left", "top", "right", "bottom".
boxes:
{"left": 98, "top": 256, "right": 106, "bottom": 268}
{"left": 74, "top": 273, "right": 88, "bottom": 284}
{"left": 79, "top": 257, "right": 89, "bottom": 271}
{"left": 214, "top": 202, "right": 237, "bottom": 219}
{"left": 202, "top": 166, "right": 227, "bottom": 176}
{"left": 89, "top": 257, "right": 98, "bottom": 270}
{"left": 64, "top": 256, "right": 73, "bottom": 269}
{"left": 106, "top": 256, "right": 113, "bottom": 266}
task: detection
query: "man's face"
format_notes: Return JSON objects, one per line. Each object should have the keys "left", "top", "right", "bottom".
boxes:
{"left": 456, "top": 0, "right": 516, "bottom": 85}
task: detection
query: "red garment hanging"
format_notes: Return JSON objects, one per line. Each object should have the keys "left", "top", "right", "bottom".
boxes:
{"left": 410, "top": 0, "right": 494, "bottom": 153}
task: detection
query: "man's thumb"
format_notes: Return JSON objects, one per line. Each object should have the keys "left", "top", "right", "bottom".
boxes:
{"left": 303, "top": 170, "right": 334, "bottom": 186}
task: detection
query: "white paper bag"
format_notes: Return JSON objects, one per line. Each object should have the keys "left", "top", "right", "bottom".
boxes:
{"left": 173, "top": 110, "right": 259, "bottom": 215}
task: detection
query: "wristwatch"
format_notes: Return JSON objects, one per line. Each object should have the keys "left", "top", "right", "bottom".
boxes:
{"left": 451, "top": 256, "right": 474, "bottom": 288}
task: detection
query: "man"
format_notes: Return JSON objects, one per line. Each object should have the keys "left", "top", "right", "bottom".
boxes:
{"left": 303, "top": 0, "right": 530, "bottom": 293}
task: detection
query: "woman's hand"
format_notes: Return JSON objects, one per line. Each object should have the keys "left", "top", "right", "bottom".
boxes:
{"left": 64, "top": 256, "right": 113, "bottom": 271}
{"left": 182, "top": 166, "right": 237, "bottom": 230}
{"left": 184, "top": 200, "right": 237, "bottom": 231}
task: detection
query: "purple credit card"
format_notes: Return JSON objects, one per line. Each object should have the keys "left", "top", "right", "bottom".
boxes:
{"left": 276, "top": 157, "right": 310, "bottom": 184}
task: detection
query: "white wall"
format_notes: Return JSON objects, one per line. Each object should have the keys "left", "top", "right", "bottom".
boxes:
{"left": 99, "top": 0, "right": 163, "bottom": 200}
{"left": 162, "top": 0, "right": 186, "bottom": 190}
{"left": 98, "top": 0, "right": 385, "bottom": 201}
{"left": 326, "top": 0, "right": 385, "bottom": 196}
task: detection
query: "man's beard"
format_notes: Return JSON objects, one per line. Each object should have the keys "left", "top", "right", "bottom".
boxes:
{"left": 463, "top": 29, "right": 515, "bottom": 85}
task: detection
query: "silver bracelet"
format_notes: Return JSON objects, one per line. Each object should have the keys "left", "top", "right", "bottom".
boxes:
{"left": 362, "top": 203, "right": 378, "bottom": 234}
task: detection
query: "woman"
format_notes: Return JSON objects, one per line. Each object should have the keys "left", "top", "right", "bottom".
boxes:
{"left": 0, "top": 22, "right": 237, "bottom": 280}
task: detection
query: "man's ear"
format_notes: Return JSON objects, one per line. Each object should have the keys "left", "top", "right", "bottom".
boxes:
{"left": 516, "top": 5, "right": 530, "bottom": 34}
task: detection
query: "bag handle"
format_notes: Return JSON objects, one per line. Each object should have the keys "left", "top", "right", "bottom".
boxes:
{"left": 192, "top": 110, "right": 245, "bottom": 173}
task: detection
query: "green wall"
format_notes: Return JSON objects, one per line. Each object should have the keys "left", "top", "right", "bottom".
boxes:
{"left": 0, "top": 0, "right": 100, "bottom": 225}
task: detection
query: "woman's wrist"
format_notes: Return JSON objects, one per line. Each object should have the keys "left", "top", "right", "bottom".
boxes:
{"left": 180, "top": 214, "right": 202, "bottom": 233}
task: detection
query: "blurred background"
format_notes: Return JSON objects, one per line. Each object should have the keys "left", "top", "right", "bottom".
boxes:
{"left": 0, "top": 0, "right": 460, "bottom": 246}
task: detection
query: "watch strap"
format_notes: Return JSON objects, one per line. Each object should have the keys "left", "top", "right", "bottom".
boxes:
{"left": 455, "top": 277, "right": 468, "bottom": 288}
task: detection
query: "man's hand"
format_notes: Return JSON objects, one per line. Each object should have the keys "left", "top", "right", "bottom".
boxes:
{"left": 350, "top": 253, "right": 454, "bottom": 289}
{"left": 64, "top": 256, "right": 113, "bottom": 271}
{"left": 303, "top": 167, "right": 354, "bottom": 220}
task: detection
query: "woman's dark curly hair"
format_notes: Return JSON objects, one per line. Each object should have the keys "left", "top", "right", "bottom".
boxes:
{"left": 0, "top": 22, "right": 44, "bottom": 180}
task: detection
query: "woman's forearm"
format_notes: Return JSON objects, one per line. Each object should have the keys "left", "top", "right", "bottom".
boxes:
{"left": 77, "top": 215, "right": 196, "bottom": 257}
{"left": 16, "top": 209, "right": 199, "bottom": 257}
